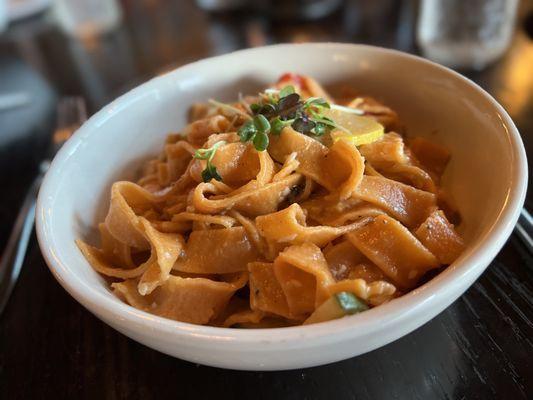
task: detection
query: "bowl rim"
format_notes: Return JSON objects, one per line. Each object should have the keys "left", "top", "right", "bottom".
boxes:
{"left": 36, "top": 42, "right": 528, "bottom": 345}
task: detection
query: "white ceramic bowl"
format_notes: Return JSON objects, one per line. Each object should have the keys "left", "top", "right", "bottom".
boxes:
{"left": 36, "top": 43, "right": 528, "bottom": 371}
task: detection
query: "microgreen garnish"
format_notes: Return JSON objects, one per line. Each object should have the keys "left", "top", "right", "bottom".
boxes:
{"left": 245, "top": 85, "right": 343, "bottom": 143}
{"left": 193, "top": 141, "right": 226, "bottom": 182}
{"left": 304, "top": 97, "right": 330, "bottom": 109}
{"left": 238, "top": 115, "right": 271, "bottom": 151}
{"left": 279, "top": 85, "right": 295, "bottom": 98}
{"left": 270, "top": 116, "right": 292, "bottom": 135}
{"left": 292, "top": 115, "right": 316, "bottom": 135}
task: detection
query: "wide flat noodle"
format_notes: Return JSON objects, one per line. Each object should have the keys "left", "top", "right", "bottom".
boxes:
{"left": 301, "top": 194, "right": 384, "bottom": 226}
{"left": 76, "top": 239, "right": 149, "bottom": 279}
{"left": 229, "top": 210, "right": 269, "bottom": 259}
{"left": 104, "top": 181, "right": 164, "bottom": 249}
{"left": 273, "top": 243, "right": 335, "bottom": 315}
{"left": 188, "top": 103, "right": 210, "bottom": 122}
{"left": 378, "top": 163, "right": 436, "bottom": 193}
{"left": 268, "top": 128, "right": 364, "bottom": 197}
{"left": 269, "top": 128, "right": 328, "bottom": 185}
{"left": 415, "top": 210, "right": 464, "bottom": 264}
{"left": 190, "top": 142, "right": 275, "bottom": 186}
{"left": 359, "top": 133, "right": 410, "bottom": 168}
{"left": 323, "top": 240, "right": 367, "bottom": 281}
{"left": 192, "top": 173, "right": 302, "bottom": 215}
{"left": 171, "top": 212, "right": 236, "bottom": 228}
{"left": 409, "top": 136, "right": 450, "bottom": 178}
{"left": 353, "top": 175, "right": 437, "bottom": 228}
{"left": 328, "top": 279, "right": 396, "bottom": 306}
{"left": 248, "top": 262, "right": 294, "bottom": 319}
{"left": 99, "top": 223, "right": 134, "bottom": 269}
{"left": 323, "top": 139, "right": 365, "bottom": 199}
{"left": 112, "top": 273, "right": 247, "bottom": 325}
{"left": 164, "top": 140, "right": 197, "bottom": 184}
{"left": 222, "top": 308, "right": 266, "bottom": 328}
{"left": 256, "top": 203, "right": 370, "bottom": 247}
{"left": 346, "top": 214, "right": 439, "bottom": 289}
{"left": 347, "top": 262, "right": 387, "bottom": 283}
{"left": 137, "top": 218, "right": 185, "bottom": 295}
{"left": 347, "top": 97, "right": 402, "bottom": 132}
{"left": 173, "top": 226, "right": 259, "bottom": 274}
{"left": 183, "top": 115, "right": 230, "bottom": 146}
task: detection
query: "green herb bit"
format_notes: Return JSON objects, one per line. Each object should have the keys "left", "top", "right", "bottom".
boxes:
{"left": 250, "top": 103, "right": 261, "bottom": 114}
{"left": 304, "top": 97, "right": 331, "bottom": 110}
{"left": 279, "top": 85, "right": 295, "bottom": 98}
{"left": 253, "top": 131, "right": 269, "bottom": 151}
{"left": 311, "top": 122, "right": 328, "bottom": 136}
{"left": 271, "top": 116, "right": 293, "bottom": 135}
{"left": 237, "top": 115, "right": 271, "bottom": 151}
{"left": 277, "top": 92, "right": 301, "bottom": 117}
{"left": 194, "top": 141, "right": 226, "bottom": 183}
{"left": 291, "top": 116, "right": 316, "bottom": 134}
{"left": 335, "top": 292, "right": 369, "bottom": 314}
{"left": 238, "top": 120, "right": 257, "bottom": 142}
{"left": 201, "top": 163, "right": 222, "bottom": 182}
{"left": 253, "top": 114, "right": 271, "bottom": 133}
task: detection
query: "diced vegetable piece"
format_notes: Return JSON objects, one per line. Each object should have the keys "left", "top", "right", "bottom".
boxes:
{"left": 303, "top": 291, "right": 368, "bottom": 325}
{"left": 335, "top": 291, "right": 369, "bottom": 314}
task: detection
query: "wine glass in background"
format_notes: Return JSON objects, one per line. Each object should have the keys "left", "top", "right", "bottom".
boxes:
{"left": 417, "top": 0, "right": 519, "bottom": 70}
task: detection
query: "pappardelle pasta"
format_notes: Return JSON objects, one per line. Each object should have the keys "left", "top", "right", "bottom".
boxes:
{"left": 77, "top": 73, "right": 465, "bottom": 328}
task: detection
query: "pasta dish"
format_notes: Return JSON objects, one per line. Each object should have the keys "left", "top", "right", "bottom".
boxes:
{"left": 77, "top": 74, "right": 464, "bottom": 328}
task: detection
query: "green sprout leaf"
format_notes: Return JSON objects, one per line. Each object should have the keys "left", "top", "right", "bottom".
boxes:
{"left": 279, "top": 85, "right": 295, "bottom": 98}
{"left": 238, "top": 120, "right": 257, "bottom": 142}
{"left": 237, "top": 115, "right": 271, "bottom": 151}
{"left": 271, "top": 116, "right": 292, "bottom": 135}
{"left": 311, "top": 122, "right": 327, "bottom": 136}
{"left": 194, "top": 141, "right": 226, "bottom": 182}
{"left": 253, "top": 114, "right": 271, "bottom": 134}
{"left": 257, "top": 103, "right": 277, "bottom": 118}
{"left": 250, "top": 103, "right": 261, "bottom": 114}
{"left": 304, "top": 97, "right": 331, "bottom": 109}
{"left": 291, "top": 116, "right": 316, "bottom": 134}
{"left": 201, "top": 163, "right": 222, "bottom": 182}
{"left": 253, "top": 131, "right": 269, "bottom": 151}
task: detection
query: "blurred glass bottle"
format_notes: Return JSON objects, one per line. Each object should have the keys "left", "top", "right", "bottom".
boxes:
{"left": 417, "top": 0, "right": 519, "bottom": 70}
{"left": 53, "top": 0, "right": 122, "bottom": 37}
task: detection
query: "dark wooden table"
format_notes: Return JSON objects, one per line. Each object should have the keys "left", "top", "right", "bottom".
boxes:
{"left": 1, "top": 1, "right": 532, "bottom": 399}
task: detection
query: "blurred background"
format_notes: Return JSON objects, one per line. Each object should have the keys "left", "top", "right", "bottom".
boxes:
{"left": 0, "top": 0, "right": 532, "bottom": 265}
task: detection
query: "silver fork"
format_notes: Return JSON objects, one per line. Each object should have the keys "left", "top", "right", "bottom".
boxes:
{"left": 0, "top": 97, "right": 87, "bottom": 315}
